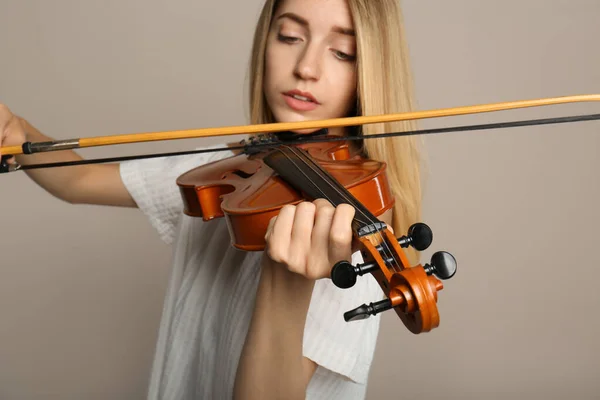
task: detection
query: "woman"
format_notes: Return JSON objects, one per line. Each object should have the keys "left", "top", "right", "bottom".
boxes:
{"left": 0, "top": 0, "right": 422, "bottom": 398}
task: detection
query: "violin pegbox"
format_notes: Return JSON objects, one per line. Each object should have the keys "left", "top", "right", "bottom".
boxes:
{"left": 330, "top": 222, "right": 457, "bottom": 334}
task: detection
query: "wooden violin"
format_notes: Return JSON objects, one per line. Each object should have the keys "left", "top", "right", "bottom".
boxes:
{"left": 3, "top": 94, "right": 600, "bottom": 334}
{"left": 176, "top": 132, "right": 457, "bottom": 333}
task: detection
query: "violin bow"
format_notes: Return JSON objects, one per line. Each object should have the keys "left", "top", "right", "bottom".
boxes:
{"left": 1, "top": 94, "right": 599, "bottom": 172}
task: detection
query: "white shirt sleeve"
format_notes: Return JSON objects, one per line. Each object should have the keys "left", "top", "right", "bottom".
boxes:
{"left": 303, "top": 250, "right": 385, "bottom": 385}
{"left": 118, "top": 144, "right": 234, "bottom": 245}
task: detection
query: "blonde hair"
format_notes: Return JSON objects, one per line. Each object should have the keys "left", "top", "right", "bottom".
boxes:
{"left": 248, "top": 0, "right": 422, "bottom": 263}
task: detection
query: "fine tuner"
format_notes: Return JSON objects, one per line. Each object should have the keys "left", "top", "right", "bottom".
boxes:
{"left": 330, "top": 222, "right": 457, "bottom": 322}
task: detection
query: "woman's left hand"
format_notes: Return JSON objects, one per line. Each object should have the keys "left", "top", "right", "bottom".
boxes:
{"left": 264, "top": 198, "right": 356, "bottom": 281}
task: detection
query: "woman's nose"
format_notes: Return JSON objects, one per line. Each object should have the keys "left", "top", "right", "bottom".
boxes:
{"left": 294, "top": 46, "right": 321, "bottom": 81}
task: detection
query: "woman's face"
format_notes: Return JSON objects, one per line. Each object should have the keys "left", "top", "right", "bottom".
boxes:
{"left": 263, "top": 0, "right": 357, "bottom": 135}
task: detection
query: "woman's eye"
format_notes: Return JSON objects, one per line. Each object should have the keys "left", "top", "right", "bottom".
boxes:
{"left": 333, "top": 50, "right": 355, "bottom": 61}
{"left": 277, "top": 34, "right": 300, "bottom": 43}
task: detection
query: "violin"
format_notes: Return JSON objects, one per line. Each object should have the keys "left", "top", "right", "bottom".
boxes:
{"left": 177, "top": 132, "right": 456, "bottom": 333}
{"left": 3, "top": 94, "right": 600, "bottom": 334}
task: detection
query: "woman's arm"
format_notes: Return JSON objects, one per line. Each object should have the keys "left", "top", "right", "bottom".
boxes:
{"left": 234, "top": 255, "right": 318, "bottom": 400}
{"left": 234, "top": 199, "right": 357, "bottom": 399}
{"left": 1, "top": 104, "right": 136, "bottom": 207}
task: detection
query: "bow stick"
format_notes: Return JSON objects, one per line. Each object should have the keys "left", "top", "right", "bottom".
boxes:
{"left": 1, "top": 94, "right": 599, "bottom": 168}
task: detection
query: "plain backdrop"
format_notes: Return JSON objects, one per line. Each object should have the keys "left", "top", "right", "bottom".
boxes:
{"left": 1, "top": 0, "right": 599, "bottom": 399}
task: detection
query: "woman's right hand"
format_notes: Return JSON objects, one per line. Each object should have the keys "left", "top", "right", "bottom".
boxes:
{"left": 0, "top": 103, "right": 27, "bottom": 166}
{"left": 0, "top": 103, "right": 136, "bottom": 207}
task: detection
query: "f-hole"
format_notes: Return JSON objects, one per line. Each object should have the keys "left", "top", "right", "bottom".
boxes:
{"left": 224, "top": 169, "right": 254, "bottom": 179}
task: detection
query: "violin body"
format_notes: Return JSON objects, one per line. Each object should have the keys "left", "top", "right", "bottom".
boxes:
{"left": 176, "top": 138, "right": 395, "bottom": 251}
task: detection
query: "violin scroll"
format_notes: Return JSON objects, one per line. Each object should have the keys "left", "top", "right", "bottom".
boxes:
{"left": 331, "top": 222, "right": 435, "bottom": 288}
{"left": 332, "top": 222, "right": 457, "bottom": 334}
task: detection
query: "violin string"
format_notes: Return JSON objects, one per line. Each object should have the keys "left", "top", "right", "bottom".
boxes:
{"left": 273, "top": 145, "right": 402, "bottom": 274}
{"left": 273, "top": 146, "right": 371, "bottom": 226}
{"left": 286, "top": 146, "right": 403, "bottom": 273}
{"left": 286, "top": 145, "right": 402, "bottom": 274}
{"left": 289, "top": 146, "right": 403, "bottom": 274}
{"left": 272, "top": 145, "right": 398, "bottom": 274}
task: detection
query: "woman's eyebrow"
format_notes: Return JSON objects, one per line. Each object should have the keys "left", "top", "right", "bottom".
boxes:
{"left": 277, "top": 12, "right": 355, "bottom": 36}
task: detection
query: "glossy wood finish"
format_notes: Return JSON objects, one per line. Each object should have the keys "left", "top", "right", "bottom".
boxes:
{"left": 358, "top": 227, "right": 443, "bottom": 333}
{"left": 176, "top": 138, "right": 445, "bottom": 334}
{"left": 176, "top": 139, "right": 394, "bottom": 251}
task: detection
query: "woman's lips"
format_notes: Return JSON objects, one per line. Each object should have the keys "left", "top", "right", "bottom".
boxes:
{"left": 283, "top": 93, "right": 319, "bottom": 112}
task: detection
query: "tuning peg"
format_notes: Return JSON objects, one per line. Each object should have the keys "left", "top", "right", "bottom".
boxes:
{"left": 331, "top": 260, "right": 378, "bottom": 289}
{"left": 397, "top": 222, "right": 433, "bottom": 251}
{"left": 423, "top": 251, "right": 457, "bottom": 280}
{"left": 343, "top": 299, "right": 392, "bottom": 321}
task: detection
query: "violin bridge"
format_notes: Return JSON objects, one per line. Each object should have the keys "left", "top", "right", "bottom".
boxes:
{"left": 240, "top": 133, "right": 280, "bottom": 154}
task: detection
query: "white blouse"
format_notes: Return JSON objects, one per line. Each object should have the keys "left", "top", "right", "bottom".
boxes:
{"left": 119, "top": 141, "right": 383, "bottom": 399}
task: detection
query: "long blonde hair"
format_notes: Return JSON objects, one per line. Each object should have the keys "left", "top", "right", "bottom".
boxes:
{"left": 248, "top": 0, "right": 422, "bottom": 263}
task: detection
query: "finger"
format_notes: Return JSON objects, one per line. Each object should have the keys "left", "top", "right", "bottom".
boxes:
{"left": 302, "top": 199, "right": 336, "bottom": 279}
{"left": 2, "top": 116, "right": 21, "bottom": 164}
{"left": 290, "top": 201, "right": 316, "bottom": 244}
{"left": 288, "top": 202, "right": 316, "bottom": 268}
{"left": 263, "top": 215, "right": 277, "bottom": 242}
{"left": 311, "top": 199, "right": 335, "bottom": 252}
{"left": 272, "top": 205, "right": 297, "bottom": 244}
{"left": 328, "top": 203, "right": 356, "bottom": 263}
{"left": 266, "top": 204, "right": 296, "bottom": 262}
{"left": 0, "top": 104, "right": 12, "bottom": 123}
{"left": 0, "top": 105, "right": 14, "bottom": 139}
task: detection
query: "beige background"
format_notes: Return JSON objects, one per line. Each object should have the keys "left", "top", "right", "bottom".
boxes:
{"left": 1, "top": 0, "right": 599, "bottom": 399}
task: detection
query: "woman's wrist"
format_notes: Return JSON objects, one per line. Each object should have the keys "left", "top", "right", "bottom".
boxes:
{"left": 259, "top": 254, "right": 316, "bottom": 311}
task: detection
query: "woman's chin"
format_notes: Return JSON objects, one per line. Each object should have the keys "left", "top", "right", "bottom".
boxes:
{"left": 272, "top": 112, "right": 328, "bottom": 135}
{"left": 289, "top": 128, "right": 323, "bottom": 135}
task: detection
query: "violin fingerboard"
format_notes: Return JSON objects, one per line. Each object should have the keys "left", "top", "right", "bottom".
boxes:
{"left": 263, "top": 146, "right": 383, "bottom": 235}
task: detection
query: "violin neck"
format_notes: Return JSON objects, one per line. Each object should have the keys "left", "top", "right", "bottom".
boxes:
{"left": 262, "top": 146, "right": 384, "bottom": 237}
